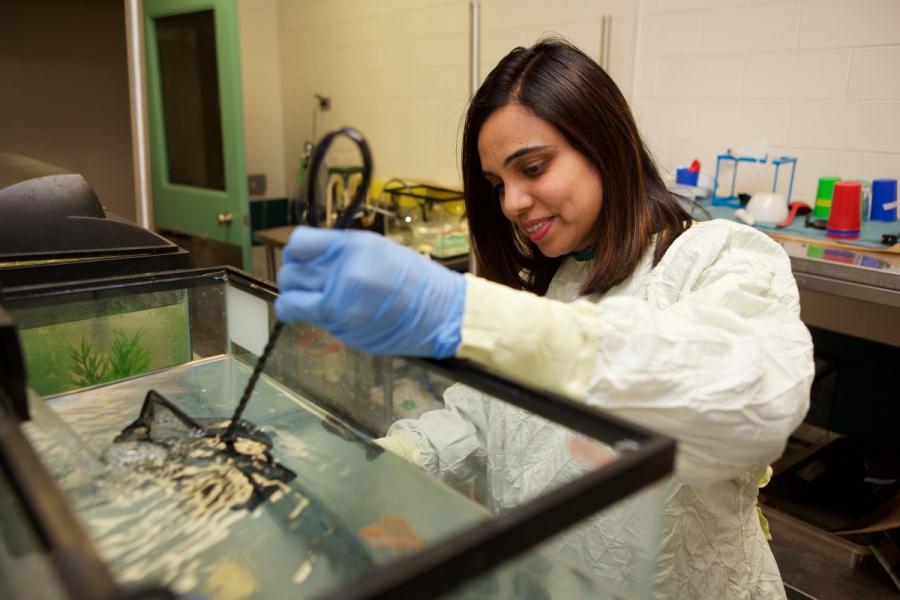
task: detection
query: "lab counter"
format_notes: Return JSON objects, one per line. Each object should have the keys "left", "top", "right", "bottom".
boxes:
{"left": 776, "top": 238, "right": 900, "bottom": 348}
{"left": 700, "top": 201, "right": 900, "bottom": 347}
{"left": 770, "top": 235, "right": 900, "bottom": 446}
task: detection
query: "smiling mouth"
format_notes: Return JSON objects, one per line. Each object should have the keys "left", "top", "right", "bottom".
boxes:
{"left": 522, "top": 217, "right": 553, "bottom": 242}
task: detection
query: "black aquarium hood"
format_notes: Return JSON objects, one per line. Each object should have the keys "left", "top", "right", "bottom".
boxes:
{"left": 0, "top": 153, "right": 188, "bottom": 287}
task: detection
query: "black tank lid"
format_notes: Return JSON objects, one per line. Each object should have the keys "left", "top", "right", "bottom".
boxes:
{"left": 0, "top": 153, "right": 177, "bottom": 260}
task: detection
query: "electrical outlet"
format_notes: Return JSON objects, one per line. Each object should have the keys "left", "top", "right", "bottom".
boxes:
{"left": 248, "top": 174, "right": 267, "bottom": 197}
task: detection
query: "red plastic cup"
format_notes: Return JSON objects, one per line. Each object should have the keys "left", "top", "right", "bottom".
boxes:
{"left": 826, "top": 181, "right": 861, "bottom": 240}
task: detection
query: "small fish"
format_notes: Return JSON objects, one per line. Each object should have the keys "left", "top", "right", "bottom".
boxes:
{"left": 568, "top": 436, "right": 617, "bottom": 469}
{"left": 359, "top": 514, "right": 423, "bottom": 551}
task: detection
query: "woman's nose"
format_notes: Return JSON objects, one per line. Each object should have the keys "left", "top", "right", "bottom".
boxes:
{"left": 500, "top": 182, "right": 532, "bottom": 218}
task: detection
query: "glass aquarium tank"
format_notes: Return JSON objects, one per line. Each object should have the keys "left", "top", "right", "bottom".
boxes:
{"left": 0, "top": 267, "right": 674, "bottom": 600}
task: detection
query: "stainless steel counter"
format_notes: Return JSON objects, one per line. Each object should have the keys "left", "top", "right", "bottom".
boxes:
{"left": 778, "top": 239, "right": 900, "bottom": 347}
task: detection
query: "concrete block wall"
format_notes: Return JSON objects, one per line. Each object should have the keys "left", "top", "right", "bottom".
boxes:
{"left": 634, "top": 0, "right": 900, "bottom": 201}
{"left": 267, "top": 0, "right": 637, "bottom": 192}
{"left": 276, "top": 0, "right": 471, "bottom": 191}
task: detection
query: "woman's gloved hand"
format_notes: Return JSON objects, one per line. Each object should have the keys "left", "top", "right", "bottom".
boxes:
{"left": 274, "top": 227, "right": 466, "bottom": 358}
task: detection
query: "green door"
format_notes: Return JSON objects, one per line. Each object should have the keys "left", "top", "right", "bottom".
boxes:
{"left": 144, "top": 0, "right": 251, "bottom": 268}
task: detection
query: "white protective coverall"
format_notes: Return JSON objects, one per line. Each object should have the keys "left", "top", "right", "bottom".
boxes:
{"left": 381, "top": 219, "right": 814, "bottom": 599}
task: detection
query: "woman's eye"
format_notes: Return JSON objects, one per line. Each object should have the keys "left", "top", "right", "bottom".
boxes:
{"left": 523, "top": 162, "right": 546, "bottom": 177}
{"left": 492, "top": 181, "right": 505, "bottom": 194}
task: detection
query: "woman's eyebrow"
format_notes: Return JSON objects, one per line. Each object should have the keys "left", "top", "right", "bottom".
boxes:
{"left": 503, "top": 145, "right": 550, "bottom": 167}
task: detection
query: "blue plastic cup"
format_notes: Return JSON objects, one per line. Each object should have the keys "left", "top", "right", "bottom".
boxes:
{"left": 871, "top": 179, "right": 897, "bottom": 221}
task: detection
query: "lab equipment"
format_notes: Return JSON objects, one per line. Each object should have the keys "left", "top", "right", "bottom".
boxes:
{"left": 775, "top": 201, "right": 813, "bottom": 229}
{"left": 675, "top": 160, "right": 701, "bottom": 187}
{"left": 711, "top": 153, "right": 797, "bottom": 208}
{"left": 746, "top": 192, "right": 789, "bottom": 224}
{"left": 871, "top": 178, "right": 898, "bottom": 222}
{"left": 827, "top": 181, "right": 862, "bottom": 240}
{"left": 380, "top": 181, "right": 469, "bottom": 259}
{"left": 813, "top": 176, "right": 841, "bottom": 220}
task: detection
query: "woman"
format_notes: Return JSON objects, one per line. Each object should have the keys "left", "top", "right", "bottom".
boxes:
{"left": 276, "top": 39, "right": 813, "bottom": 598}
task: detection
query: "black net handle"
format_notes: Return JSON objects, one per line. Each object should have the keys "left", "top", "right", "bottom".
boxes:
{"left": 226, "top": 129, "right": 372, "bottom": 440}
{"left": 306, "top": 127, "right": 374, "bottom": 229}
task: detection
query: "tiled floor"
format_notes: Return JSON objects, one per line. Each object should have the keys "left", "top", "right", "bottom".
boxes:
{"left": 770, "top": 517, "right": 898, "bottom": 599}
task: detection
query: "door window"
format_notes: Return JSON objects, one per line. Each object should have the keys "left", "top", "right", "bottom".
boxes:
{"left": 155, "top": 10, "right": 225, "bottom": 190}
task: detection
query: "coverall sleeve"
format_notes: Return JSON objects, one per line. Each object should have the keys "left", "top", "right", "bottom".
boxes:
{"left": 457, "top": 220, "right": 814, "bottom": 483}
{"left": 384, "top": 383, "right": 490, "bottom": 486}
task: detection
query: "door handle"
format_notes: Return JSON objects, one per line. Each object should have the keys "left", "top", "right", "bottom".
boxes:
{"left": 216, "top": 212, "right": 233, "bottom": 225}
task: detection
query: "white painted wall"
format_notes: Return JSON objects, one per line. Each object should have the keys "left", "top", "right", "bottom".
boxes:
{"left": 633, "top": 0, "right": 900, "bottom": 201}
{"left": 238, "top": 0, "right": 287, "bottom": 199}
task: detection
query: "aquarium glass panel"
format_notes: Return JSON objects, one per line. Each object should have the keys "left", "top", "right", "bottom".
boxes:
{"left": 188, "top": 282, "right": 228, "bottom": 360}
{"left": 12, "top": 290, "right": 191, "bottom": 396}
{"left": 21, "top": 358, "right": 555, "bottom": 598}
{"left": 0, "top": 463, "right": 69, "bottom": 600}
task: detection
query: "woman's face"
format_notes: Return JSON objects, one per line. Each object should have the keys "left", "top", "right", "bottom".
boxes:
{"left": 477, "top": 103, "right": 603, "bottom": 257}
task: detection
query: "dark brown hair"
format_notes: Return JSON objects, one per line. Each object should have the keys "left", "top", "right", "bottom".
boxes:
{"left": 462, "top": 39, "right": 694, "bottom": 296}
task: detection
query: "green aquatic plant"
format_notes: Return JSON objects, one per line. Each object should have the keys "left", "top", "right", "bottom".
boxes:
{"left": 107, "top": 328, "right": 153, "bottom": 380}
{"left": 69, "top": 328, "right": 153, "bottom": 387}
{"left": 69, "top": 337, "right": 110, "bottom": 387}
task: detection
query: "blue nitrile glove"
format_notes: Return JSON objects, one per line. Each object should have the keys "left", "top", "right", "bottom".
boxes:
{"left": 274, "top": 227, "right": 466, "bottom": 358}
